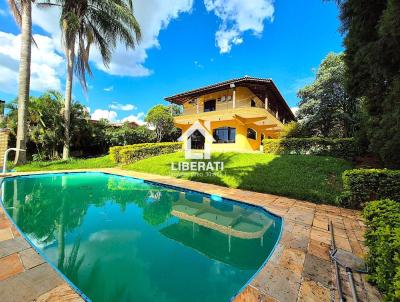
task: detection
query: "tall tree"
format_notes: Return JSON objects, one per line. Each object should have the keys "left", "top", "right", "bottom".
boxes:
{"left": 7, "top": 0, "right": 34, "bottom": 164}
{"left": 145, "top": 104, "right": 176, "bottom": 142}
{"left": 40, "top": 0, "right": 141, "bottom": 159}
{"left": 297, "top": 52, "right": 358, "bottom": 137}
{"left": 339, "top": 0, "right": 400, "bottom": 168}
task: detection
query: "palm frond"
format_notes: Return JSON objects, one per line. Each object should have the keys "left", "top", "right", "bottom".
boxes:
{"left": 55, "top": 0, "right": 142, "bottom": 92}
{"left": 7, "top": 0, "right": 22, "bottom": 27}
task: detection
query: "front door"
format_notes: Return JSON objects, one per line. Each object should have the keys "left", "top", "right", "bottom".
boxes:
{"left": 190, "top": 130, "right": 205, "bottom": 150}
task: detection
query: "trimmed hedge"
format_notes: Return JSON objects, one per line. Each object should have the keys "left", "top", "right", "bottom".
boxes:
{"left": 363, "top": 199, "right": 400, "bottom": 301}
{"left": 110, "top": 142, "right": 182, "bottom": 164}
{"left": 340, "top": 169, "right": 400, "bottom": 208}
{"left": 262, "top": 137, "right": 358, "bottom": 159}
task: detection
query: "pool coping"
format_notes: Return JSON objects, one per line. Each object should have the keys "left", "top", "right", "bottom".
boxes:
{"left": 0, "top": 168, "right": 381, "bottom": 302}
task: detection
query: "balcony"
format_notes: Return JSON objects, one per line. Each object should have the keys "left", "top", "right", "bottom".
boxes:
{"left": 174, "top": 107, "right": 283, "bottom": 128}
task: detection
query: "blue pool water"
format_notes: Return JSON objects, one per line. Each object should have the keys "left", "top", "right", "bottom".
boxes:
{"left": 1, "top": 172, "right": 282, "bottom": 302}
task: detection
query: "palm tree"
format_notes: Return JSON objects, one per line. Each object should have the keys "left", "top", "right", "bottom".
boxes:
{"left": 40, "top": 0, "right": 141, "bottom": 159}
{"left": 7, "top": 0, "right": 34, "bottom": 165}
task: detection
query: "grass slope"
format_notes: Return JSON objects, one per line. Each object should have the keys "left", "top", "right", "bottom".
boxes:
{"left": 124, "top": 152, "right": 352, "bottom": 204}
{"left": 13, "top": 156, "right": 115, "bottom": 172}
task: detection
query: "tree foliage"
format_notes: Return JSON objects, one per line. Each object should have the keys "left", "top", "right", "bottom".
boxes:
{"left": 297, "top": 52, "right": 359, "bottom": 138}
{"left": 339, "top": 0, "right": 400, "bottom": 168}
{"left": 2, "top": 91, "right": 91, "bottom": 160}
{"left": 145, "top": 104, "right": 179, "bottom": 142}
{"left": 1, "top": 91, "right": 168, "bottom": 160}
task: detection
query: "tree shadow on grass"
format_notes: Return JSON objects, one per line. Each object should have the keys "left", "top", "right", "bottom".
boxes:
{"left": 191, "top": 154, "right": 350, "bottom": 204}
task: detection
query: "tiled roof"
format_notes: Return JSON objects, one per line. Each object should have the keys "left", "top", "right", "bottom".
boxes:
{"left": 165, "top": 76, "right": 272, "bottom": 101}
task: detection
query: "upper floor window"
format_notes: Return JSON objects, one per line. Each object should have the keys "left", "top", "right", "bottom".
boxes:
{"left": 204, "top": 99, "right": 216, "bottom": 112}
{"left": 213, "top": 127, "right": 236, "bottom": 143}
{"left": 251, "top": 99, "right": 256, "bottom": 107}
{"left": 247, "top": 128, "right": 257, "bottom": 140}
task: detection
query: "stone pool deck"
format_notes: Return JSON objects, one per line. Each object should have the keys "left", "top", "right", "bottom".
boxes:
{"left": 0, "top": 168, "right": 382, "bottom": 302}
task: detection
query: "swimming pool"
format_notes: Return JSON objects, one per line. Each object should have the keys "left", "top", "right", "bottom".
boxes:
{"left": 1, "top": 172, "right": 282, "bottom": 302}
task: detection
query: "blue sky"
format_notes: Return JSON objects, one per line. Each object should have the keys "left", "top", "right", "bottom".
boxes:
{"left": 0, "top": 0, "right": 343, "bottom": 124}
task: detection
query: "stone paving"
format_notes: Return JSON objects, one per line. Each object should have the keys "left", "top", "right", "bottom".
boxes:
{"left": 0, "top": 206, "right": 84, "bottom": 302}
{"left": 0, "top": 169, "right": 383, "bottom": 302}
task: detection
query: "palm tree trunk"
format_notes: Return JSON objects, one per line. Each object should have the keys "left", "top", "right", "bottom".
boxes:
{"left": 62, "top": 42, "right": 75, "bottom": 160}
{"left": 14, "top": 0, "right": 32, "bottom": 165}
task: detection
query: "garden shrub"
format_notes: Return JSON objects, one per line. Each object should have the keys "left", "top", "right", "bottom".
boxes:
{"left": 110, "top": 142, "right": 182, "bottom": 164}
{"left": 262, "top": 137, "right": 358, "bottom": 159}
{"left": 340, "top": 169, "right": 400, "bottom": 208}
{"left": 363, "top": 199, "right": 400, "bottom": 301}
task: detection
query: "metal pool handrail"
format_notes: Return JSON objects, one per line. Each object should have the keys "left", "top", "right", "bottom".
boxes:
{"left": 2, "top": 148, "right": 25, "bottom": 174}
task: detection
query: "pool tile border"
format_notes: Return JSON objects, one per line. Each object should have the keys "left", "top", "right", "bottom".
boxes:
{"left": 1, "top": 169, "right": 382, "bottom": 302}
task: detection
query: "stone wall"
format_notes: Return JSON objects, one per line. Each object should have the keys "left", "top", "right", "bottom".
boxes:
{"left": 0, "top": 129, "right": 10, "bottom": 165}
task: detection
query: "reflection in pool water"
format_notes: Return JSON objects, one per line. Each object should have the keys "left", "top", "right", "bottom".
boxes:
{"left": 1, "top": 172, "right": 282, "bottom": 302}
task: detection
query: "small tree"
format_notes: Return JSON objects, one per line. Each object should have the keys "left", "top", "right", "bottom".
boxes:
{"left": 145, "top": 105, "right": 175, "bottom": 142}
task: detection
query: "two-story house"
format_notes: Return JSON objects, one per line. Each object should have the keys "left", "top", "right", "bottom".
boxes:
{"left": 165, "top": 77, "right": 295, "bottom": 155}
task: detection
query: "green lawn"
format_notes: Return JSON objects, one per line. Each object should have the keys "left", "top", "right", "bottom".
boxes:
{"left": 124, "top": 152, "right": 352, "bottom": 204}
{"left": 13, "top": 155, "right": 116, "bottom": 172}
{"left": 13, "top": 152, "right": 352, "bottom": 204}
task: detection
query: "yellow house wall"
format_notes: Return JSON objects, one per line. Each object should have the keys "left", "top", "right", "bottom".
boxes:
{"left": 209, "top": 120, "right": 263, "bottom": 152}
{"left": 182, "top": 87, "right": 264, "bottom": 115}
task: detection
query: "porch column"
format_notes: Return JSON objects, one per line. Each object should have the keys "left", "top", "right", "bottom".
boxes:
{"left": 264, "top": 97, "right": 268, "bottom": 110}
{"left": 230, "top": 83, "right": 236, "bottom": 109}
{"left": 196, "top": 98, "right": 199, "bottom": 114}
{"left": 276, "top": 110, "right": 279, "bottom": 119}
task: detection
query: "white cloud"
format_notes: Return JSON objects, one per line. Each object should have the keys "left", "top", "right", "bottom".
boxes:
{"left": 110, "top": 102, "right": 137, "bottom": 111}
{"left": 91, "top": 108, "right": 145, "bottom": 125}
{"left": 104, "top": 86, "right": 114, "bottom": 92}
{"left": 204, "top": 0, "right": 274, "bottom": 53}
{"left": 91, "top": 109, "right": 118, "bottom": 121}
{"left": 290, "top": 106, "right": 299, "bottom": 116}
{"left": 121, "top": 112, "right": 145, "bottom": 125}
{"left": 0, "top": 31, "right": 64, "bottom": 94}
{"left": 194, "top": 61, "right": 204, "bottom": 68}
{"left": 32, "top": 0, "right": 193, "bottom": 77}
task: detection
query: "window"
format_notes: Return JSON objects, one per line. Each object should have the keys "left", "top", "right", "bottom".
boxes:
{"left": 247, "top": 128, "right": 257, "bottom": 140}
{"left": 251, "top": 99, "right": 256, "bottom": 107}
{"left": 204, "top": 99, "right": 216, "bottom": 112}
{"left": 213, "top": 127, "right": 236, "bottom": 143}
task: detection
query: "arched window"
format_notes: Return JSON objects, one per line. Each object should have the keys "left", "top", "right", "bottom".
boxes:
{"left": 213, "top": 127, "right": 236, "bottom": 143}
{"left": 251, "top": 99, "right": 256, "bottom": 107}
{"left": 247, "top": 128, "right": 257, "bottom": 140}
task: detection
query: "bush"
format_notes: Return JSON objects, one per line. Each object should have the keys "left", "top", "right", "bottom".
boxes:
{"left": 339, "top": 169, "right": 400, "bottom": 208}
{"left": 363, "top": 199, "right": 400, "bottom": 301}
{"left": 279, "top": 121, "right": 303, "bottom": 138}
{"left": 263, "top": 137, "right": 358, "bottom": 158}
{"left": 110, "top": 142, "right": 182, "bottom": 164}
